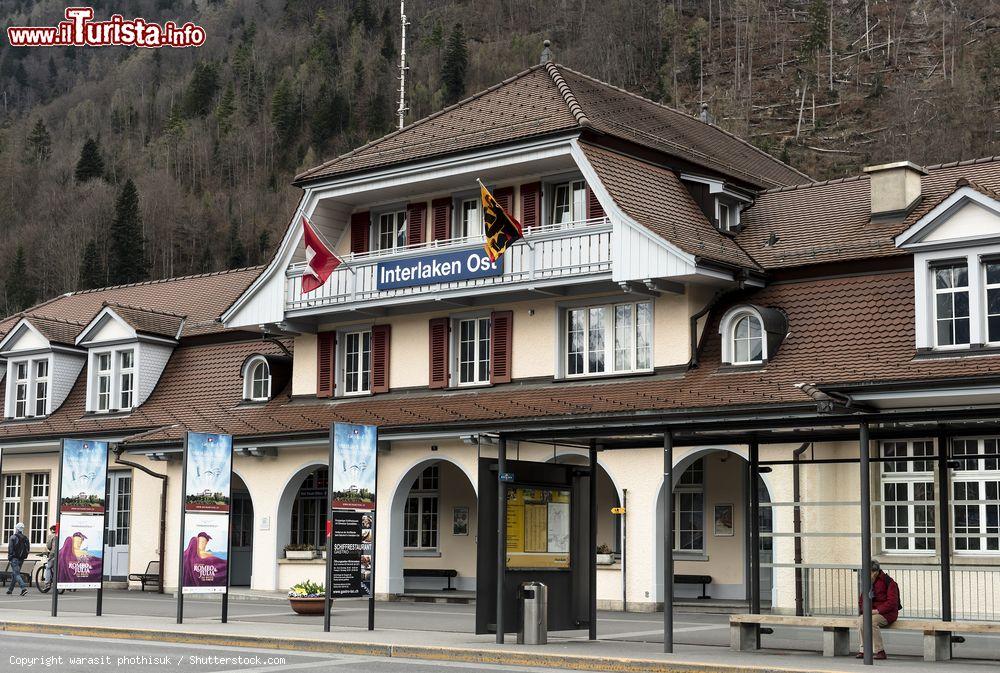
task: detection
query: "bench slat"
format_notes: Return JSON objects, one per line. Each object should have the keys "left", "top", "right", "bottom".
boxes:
{"left": 730, "top": 614, "right": 1000, "bottom": 634}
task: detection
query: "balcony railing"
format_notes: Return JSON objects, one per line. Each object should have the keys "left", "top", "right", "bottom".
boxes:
{"left": 285, "top": 216, "right": 613, "bottom": 313}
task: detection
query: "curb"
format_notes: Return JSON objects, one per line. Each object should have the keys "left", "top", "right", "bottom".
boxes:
{"left": 0, "top": 620, "right": 852, "bottom": 673}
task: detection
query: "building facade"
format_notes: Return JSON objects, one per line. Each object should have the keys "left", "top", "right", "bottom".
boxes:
{"left": 2, "top": 63, "right": 1000, "bottom": 619}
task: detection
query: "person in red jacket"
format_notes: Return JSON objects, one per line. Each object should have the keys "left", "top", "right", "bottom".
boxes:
{"left": 856, "top": 559, "right": 900, "bottom": 659}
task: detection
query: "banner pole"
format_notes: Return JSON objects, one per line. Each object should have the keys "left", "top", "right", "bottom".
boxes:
{"left": 368, "top": 428, "right": 378, "bottom": 632}
{"left": 51, "top": 440, "right": 65, "bottom": 618}
{"left": 177, "top": 432, "right": 189, "bottom": 624}
{"left": 96, "top": 444, "right": 111, "bottom": 617}
{"left": 324, "top": 424, "right": 334, "bottom": 633}
{"left": 222, "top": 439, "right": 234, "bottom": 624}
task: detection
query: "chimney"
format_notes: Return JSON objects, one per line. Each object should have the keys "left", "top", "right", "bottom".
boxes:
{"left": 539, "top": 39, "right": 552, "bottom": 65}
{"left": 862, "top": 161, "right": 926, "bottom": 222}
{"left": 699, "top": 102, "right": 713, "bottom": 124}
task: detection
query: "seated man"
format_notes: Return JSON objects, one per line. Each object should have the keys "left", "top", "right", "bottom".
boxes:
{"left": 856, "top": 559, "right": 900, "bottom": 660}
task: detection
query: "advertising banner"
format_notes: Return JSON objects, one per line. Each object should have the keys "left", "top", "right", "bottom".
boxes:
{"left": 59, "top": 439, "right": 108, "bottom": 514}
{"left": 327, "top": 423, "right": 378, "bottom": 603}
{"left": 184, "top": 432, "right": 232, "bottom": 513}
{"left": 329, "top": 510, "right": 374, "bottom": 598}
{"left": 330, "top": 423, "right": 377, "bottom": 511}
{"left": 180, "top": 513, "right": 229, "bottom": 593}
{"left": 55, "top": 514, "right": 104, "bottom": 589}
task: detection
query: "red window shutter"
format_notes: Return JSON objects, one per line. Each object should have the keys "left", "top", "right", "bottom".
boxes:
{"left": 428, "top": 317, "right": 450, "bottom": 389}
{"left": 371, "top": 324, "right": 391, "bottom": 394}
{"left": 490, "top": 310, "right": 513, "bottom": 385}
{"left": 520, "top": 182, "right": 541, "bottom": 230}
{"left": 317, "top": 331, "right": 336, "bottom": 398}
{"left": 585, "top": 185, "right": 605, "bottom": 220}
{"left": 350, "top": 211, "right": 370, "bottom": 254}
{"left": 406, "top": 202, "right": 426, "bottom": 247}
{"left": 494, "top": 186, "right": 514, "bottom": 215}
{"left": 431, "top": 198, "right": 452, "bottom": 241}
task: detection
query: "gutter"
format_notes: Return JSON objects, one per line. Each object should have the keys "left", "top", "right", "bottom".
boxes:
{"left": 792, "top": 442, "right": 810, "bottom": 616}
{"left": 111, "top": 444, "right": 167, "bottom": 594}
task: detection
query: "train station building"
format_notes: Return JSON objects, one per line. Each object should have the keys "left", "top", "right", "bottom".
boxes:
{"left": 2, "top": 62, "right": 999, "bottom": 622}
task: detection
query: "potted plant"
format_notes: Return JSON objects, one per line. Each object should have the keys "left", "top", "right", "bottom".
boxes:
{"left": 284, "top": 543, "right": 317, "bottom": 560}
{"left": 288, "top": 580, "right": 326, "bottom": 615}
{"left": 596, "top": 544, "right": 615, "bottom": 565}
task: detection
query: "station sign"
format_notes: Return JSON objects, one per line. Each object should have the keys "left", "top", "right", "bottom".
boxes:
{"left": 376, "top": 249, "right": 502, "bottom": 290}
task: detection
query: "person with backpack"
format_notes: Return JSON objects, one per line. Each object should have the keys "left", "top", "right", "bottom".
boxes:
{"left": 856, "top": 559, "right": 900, "bottom": 660}
{"left": 6, "top": 522, "right": 30, "bottom": 596}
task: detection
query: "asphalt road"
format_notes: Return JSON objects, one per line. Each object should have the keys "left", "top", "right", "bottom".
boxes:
{"left": 0, "top": 631, "right": 609, "bottom": 673}
{"left": 1, "top": 590, "right": 998, "bottom": 661}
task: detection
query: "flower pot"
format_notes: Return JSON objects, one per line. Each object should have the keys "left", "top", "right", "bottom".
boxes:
{"left": 289, "top": 597, "right": 326, "bottom": 615}
{"left": 285, "top": 550, "right": 316, "bottom": 560}
{"left": 596, "top": 553, "right": 615, "bottom": 565}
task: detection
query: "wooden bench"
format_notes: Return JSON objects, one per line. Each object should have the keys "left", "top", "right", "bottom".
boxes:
{"left": 730, "top": 613, "right": 1000, "bottom": 661}
{"left": 128, "top": 561, "right": 160, "bottom": 591}
{"left": 403, "top": 568, "right": 458, "bottom": 590}
{"left": 0, "top": 559, "right": 36, "bottom": 588}
{"left": 675, "top": 574, "right": 712, "bottom": 599}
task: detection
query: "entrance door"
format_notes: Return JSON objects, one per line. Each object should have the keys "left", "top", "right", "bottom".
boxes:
{"left": 230, "top": 489, "right": 253, "bottom": 586}
{"left": 105, "top": 472, "right": 131, "bottom": 580}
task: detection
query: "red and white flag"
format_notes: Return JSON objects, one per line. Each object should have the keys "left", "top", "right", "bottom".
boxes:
{"left": 301, "top": 215, "right": 341, "bottom": 293}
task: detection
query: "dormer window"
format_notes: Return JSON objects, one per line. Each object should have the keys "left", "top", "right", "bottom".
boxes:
{"left": 716, "top": 198, "right": 741, "bottom": 232}
{"left": 119, "top": 350, "right": 135, "bottom": 409}
{"left": 13, "top": 362, "right": 28, "bottom": 418}
{"left": 731, "top": 312, "right": 764, "bottom": 364}
{"left": 96, "top": 353, "right": 112, "bottom": 411}
{"left": 91, "top": 348, "right": 134, "bottom": 413}
{"left": 245, "top": 357, "right": 271, "bottom": 402}
{"left": 719, "top": 305, "right": 788, "bottom": 367}
{"left": 933, "top": 262, "right": 970, "bottom": 347}
{"left": 33, "top": 360, "right": 48, "bottom": 417}
{"left": 6, "top": 357, "right": 53, "bottom": 420}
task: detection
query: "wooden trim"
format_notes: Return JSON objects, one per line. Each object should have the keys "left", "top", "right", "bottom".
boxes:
{"left": 316, "top": 331, "right": 336, "bottom": 398}
{"left": 489, "top": 310, "right": 513, "bottom": 384}
{"left": 371, "top": 324, "right": 391, "bottom": 394}
{"left": 350, "top": 211, "right": 370, "bottom": 254}
{"left": 431, "top": 198, "right": 452, "bottom": 242}
{"left": 520, "top": 182, "right": 541, "bottom": 230}
{"left": 428, "top": 317, "right": 450, "bottom": 389}
{"left": 406, "top": 202, "right": 427, "bottom": 247}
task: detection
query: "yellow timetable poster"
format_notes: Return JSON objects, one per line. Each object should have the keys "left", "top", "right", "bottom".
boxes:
{"left": 505, "top": 486, "right": 571, "bottom": 569}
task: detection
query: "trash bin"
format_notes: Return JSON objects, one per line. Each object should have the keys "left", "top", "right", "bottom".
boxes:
{"left": 517, "top": 581, "right": 548, "bottom": 645}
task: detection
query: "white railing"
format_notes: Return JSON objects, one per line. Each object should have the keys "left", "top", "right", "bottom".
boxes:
{"left": 285, "top": 216, "right": 612, "bottom": 313}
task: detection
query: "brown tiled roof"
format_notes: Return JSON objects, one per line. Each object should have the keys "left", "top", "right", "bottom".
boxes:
{"left": 102, "top": 303, "right": 186, "bottom": 340}
{"left": 0, "top": 267, "right": 263, "bottom": 340}
{"left": 6, "top": 315, "right": 86, "bottom": 347}
{"left": 296, "top": 63, "right": 809, "bottom": 190}
{"left": 580, "top": 142, "right": 760, "bottom": 269}
{"left": 738, "top": 156, "right": 1000, "bottom": 270}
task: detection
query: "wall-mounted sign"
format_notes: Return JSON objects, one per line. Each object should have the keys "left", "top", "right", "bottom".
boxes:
{"left": 376, "top": 249, "right": 501, "bottom": 290}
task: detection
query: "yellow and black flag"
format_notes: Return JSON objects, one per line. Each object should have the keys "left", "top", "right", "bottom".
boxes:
{"left": 479, "top": 179, "right": 524, "bottom": 263}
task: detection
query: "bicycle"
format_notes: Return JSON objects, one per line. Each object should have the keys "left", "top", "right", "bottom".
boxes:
{"left": 34, "top": 552, "right": 64, "bottom": 594}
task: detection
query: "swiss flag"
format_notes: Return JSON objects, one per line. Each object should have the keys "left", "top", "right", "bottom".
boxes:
{"left": 301, "top": 215, "right": 342, "bottom": 293}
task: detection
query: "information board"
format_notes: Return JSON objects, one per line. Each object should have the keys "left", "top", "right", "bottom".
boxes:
{"left": 329, "top": 510, "right": 374, "bottom": 598}
{"left": 505, "top": 486, "right": 571, "bottom": 569}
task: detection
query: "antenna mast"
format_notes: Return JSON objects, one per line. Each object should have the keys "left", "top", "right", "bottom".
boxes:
{"left": 397, "top": 0, "right": 409, "bottom": 129}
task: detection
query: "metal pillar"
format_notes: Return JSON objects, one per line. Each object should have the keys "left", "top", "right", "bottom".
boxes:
{"left": 663, "top": 431, "right": 674, "bottom": 653}
{"left": 588, "top": 440, "right": 598, "bottom": 640}
{"left": 859, "top": 421, "right": 874, "bottom": 665}
{"left": 937, "top": 433, "right": 952, "bottom": 625}
{"left": 749, "top": 442, "right": 761, "bottom": 617}
{"left": 496, "top": 436, "right": 507, "bottom": 644}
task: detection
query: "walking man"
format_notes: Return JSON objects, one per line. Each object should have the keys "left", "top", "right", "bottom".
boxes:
{"left": 6, "top": 522, "right": 30, "bottom": 596}
{"left": 857, "top": 559, "right": 901, "bottom": 660}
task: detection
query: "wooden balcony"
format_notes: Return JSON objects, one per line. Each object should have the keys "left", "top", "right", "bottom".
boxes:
{"left": 285, "top": 217, "right": 613, "bottom": 316}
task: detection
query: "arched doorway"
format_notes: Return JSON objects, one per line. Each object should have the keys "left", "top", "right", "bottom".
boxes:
{"left": 654, "top": 448, "right": 774, "bottom": 605}
{"left": 386, "top": 457, "right": 478, "bottom": 595}
{"left": 230, "top": 473, "right": 254, "bottom": 587}
{"left": 275, "top": 463, "right": 329, "bottom": 562}
{"left": 549, "top": 453, "right": 623, "bottom": 557}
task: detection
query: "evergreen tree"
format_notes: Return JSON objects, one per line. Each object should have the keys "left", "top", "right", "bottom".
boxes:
{"left": 5, "top": 246, "right": 37, "bottom": 312}
{"left": 107, "top": 180, "right": 148, "bottom": 285}
{"left": 441, "top": 24, "right": 468, "bottom": 105}
{"left": 215, "top": 83, "right": 236, "bottom": 135}
{"left": 24, "top": 119, "right": 52, "bottom": 165}
{"left": 77, "top": 239, "right": 105, "bottom": 290}
{"left": 310, "top": 84, "right": 349, "bottom": 150}
{"left": 226, "top": 222, "right": 248, "bottom": 268}
{"left": 271, "top": 78, "right": 298, "bottom": 145}
{"left": 256, "top": 230, "right": 271, "bottom": 263}
{"left": 181, "top": 62, "right": 218, "bottom": 118}
{"left": 74, "top": 137, "right": 105, "bottom": 183}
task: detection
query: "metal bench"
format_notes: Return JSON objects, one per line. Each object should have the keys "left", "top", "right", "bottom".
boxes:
{"left": 675, "top": 573, "right": 712, "bottom": 599}
{"left": 0, "top": 559, "right": 36, "bottom": 588}
{"left": 403, "top": 568, "right": 458, "bottom": 590}
{"left": 128, "top": 561, "right": 160, "bottom": 591}
{"left": 730, "top": 613, "right": 1000, "bottom": 661}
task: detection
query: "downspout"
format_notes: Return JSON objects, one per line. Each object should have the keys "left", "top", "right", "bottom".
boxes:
{"left": 793, "top": 442, "right": 810, "bottom": 616}
{"left": 112, "top": 444, "right": 168, "bottom": 594}
{"left": 688, "top": 271, "right": 749, "bottom": 369}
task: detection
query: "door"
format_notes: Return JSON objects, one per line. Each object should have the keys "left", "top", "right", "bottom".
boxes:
{"left": 105, "top": 472, "right": 131, "bottom": 580}
{"left": 230, "top": 489, "right": 253, "bottom": 586}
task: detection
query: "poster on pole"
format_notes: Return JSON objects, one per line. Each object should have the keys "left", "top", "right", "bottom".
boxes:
{"left": 328, "top": 423, "right": 377, "bottom": 599}
{"left": 55, "top": 514, "right": 104, "bottom": 588}
{"left": 180, "top": 513, "right": 229, "bottom": 593}
{"left": 179, "top": 432, "right": 232, "bottom": 599}
{"left": 184, "top": 432, "right": 232, "bottom": 513}
{"left": 59, "top": 439, "right": 108, "bottom": 514}
{"left": 55, "top": 439, "right": 109, "bottom": 592}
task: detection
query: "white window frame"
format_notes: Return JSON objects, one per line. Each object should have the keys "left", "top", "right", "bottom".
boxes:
{"left": 932, "top": 262, "right": 971, "bottom": 349}
{"left": 13, "top": 360, "right": 29, "bottom": 419}
{"left": 716, "top": 198, "right": 741, "bottom": 232}
{"left": 719, "top": 306, "right": 769, "bottom": 366}
{"left": 549, "top": 178, "right": 586, "bottom": 226}
{"left": 29, "top": 473, "right": 49, "bottom": 546}
{"left": 951, "top": 437, "right": 1000, "bottom": 555}
{"left": 2, "top": 474, "right": 21, "bottom": 541}
{"left": 878, "top": 440, "right": 936, "bottom": 555}
{"left": 341, "top": 329, "right": 372, "bottom": 396}
{"left": 984, "top": 259, "right": 1000, "bottom": 345}
{"left": 6, "top": 356, "right": 53, "bottom": 419}
{"left": 243, "top": 356, "right": 271, "bottom": 402}
{"left": 674, "top": 458, "right": 705, "bottom": 553}
{"left": 375, "top": 210, "right": 407, "bottom": 252}
{"left": 563, "top": 300, "right": 653, "bottom": 378}
{"left": 89, "top": 347, "right": 137, "bottom": 413}
{"left": 33, "top": 359, "right": 49, "bottom": 417}
{"left": 458, "top": 197, "right": 482, "bottom": 240}
{"left": 454, "top": 316, "right": 491, "bottom": 387}
{"left": 118, "top": 349, "right": 135, "bottom": 410}
{"left": 403, "top": 466, "right": 439, "bottom": 551}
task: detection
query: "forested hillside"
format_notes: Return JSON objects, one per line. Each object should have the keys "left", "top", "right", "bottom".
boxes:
{"left": 0, "top": 0, "right": 996, "bottom": 312}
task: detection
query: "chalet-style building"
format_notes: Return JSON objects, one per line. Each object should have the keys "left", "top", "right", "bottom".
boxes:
{"left": 2, "top": 63, "right": 999, "bottom": 620}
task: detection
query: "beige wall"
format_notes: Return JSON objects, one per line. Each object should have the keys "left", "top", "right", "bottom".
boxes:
{"left": 0, "top": 449, "right": 59, "bottom": 554}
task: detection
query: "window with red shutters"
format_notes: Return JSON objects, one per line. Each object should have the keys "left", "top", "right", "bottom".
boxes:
{"left": 350, "top": 211, "right": 370, "bottom": 254}
{"left": 520, "top": 182, "right": 541, "bottom": 230}
{"left": 431, "top": 198, "right": 452, "bottom": 241}
{"left": 371, "top": 324, "right": 391, "bottom": 394}
{"left": 428, "top": 317, "right": 450, "bottom": 388}
{"left": 316, "top": 331, "right": 336, "bottom": 398}
{"left": 494, "top": 186, "right": 514, "bottom": 215}
{"left": 585, "top": 185, "right": 605, "bottom": 220}
{"left": 489, "top": 310, "right": 513, "bottom": 384}
{"left": 406, "top": 202, "right": 426, "bottom": 247}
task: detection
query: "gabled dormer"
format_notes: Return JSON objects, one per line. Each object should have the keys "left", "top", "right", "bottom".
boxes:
{"left": 75, "top": 303, "right": 184, "bottom": 413}
{"left": 0, "top": 316, "right": 86, "bottom": 420}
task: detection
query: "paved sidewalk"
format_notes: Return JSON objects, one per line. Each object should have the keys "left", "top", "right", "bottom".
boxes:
{"left": 1, "top": 608, "right": 997, "bottom": 673}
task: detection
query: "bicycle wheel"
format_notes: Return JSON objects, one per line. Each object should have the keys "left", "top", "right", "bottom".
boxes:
{"left": 35, "top": 565, "right": 50, "bottom": 594}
